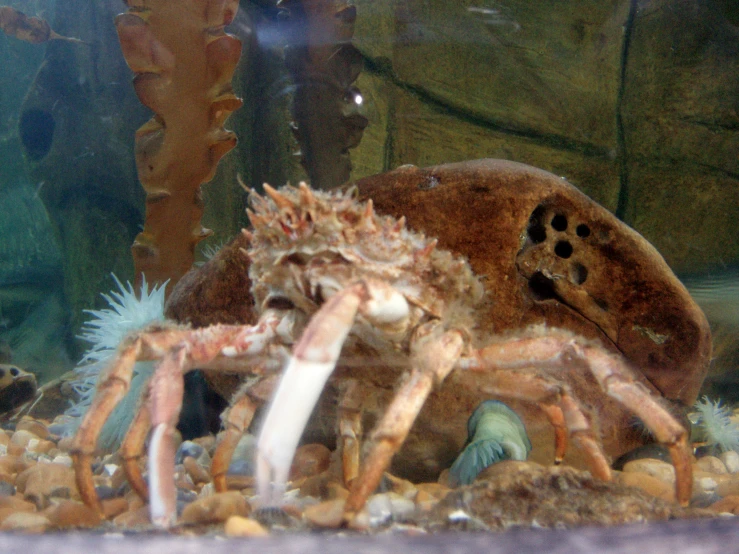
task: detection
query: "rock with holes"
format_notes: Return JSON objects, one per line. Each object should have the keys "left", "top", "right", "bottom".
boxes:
{"left": 350, "top": 159, "right": 710, "bottom": 472}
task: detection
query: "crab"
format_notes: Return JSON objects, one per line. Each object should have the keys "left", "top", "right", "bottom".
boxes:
{"left": 71, "top": 160, "right": 709, "bottom": 528}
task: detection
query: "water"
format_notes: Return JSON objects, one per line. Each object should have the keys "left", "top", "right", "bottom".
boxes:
{"left": 0, "top": 0, "right": 737, "bottom": 487}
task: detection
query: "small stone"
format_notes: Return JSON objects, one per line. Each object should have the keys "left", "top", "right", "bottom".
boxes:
{"left": 183, "top": 456, "right": 211, "bottom": 485}
{"left": 46, "top": 500, "right": 102, "bottom": 529}
{"left": 102, "top": 497, "right": 129, "bottom": 519}
{"left": 16, "top": 417, "right": 49, "bottom": 440}
{"left": 716, "top": 475, "right": 739, "bottom": 497}
{"left": 176, "top": 441, "right": 210, "bottom": 466}
{"left": 56, "top": 437, "right": 74, "bottom": 453}
{"left": 707, "top": 495, "right": 739, "bottom": 514}
{"left": 303, "top": 498, "right": 346, "bottom": 528}
{"left": 0, "top": 430, "right": 9, "bottom": 447}
{"left": 475, "top": 460, "right": 542, "bottom": 482}
{"left": 415, "top": 482, "right": 451, "bottom": 500}
{"left": 0, "top": 512, "right": 50, "bottom": 532}
{"left": 695, "top": 456, "right": 728, "bottom": 475}
{"left": 10, "top": 429, "right": 39, "bottom": 448}
{"left": 180, "top": 491, "right": 250, "bottom": 525}
{"left": 615, "top": 471, "right": 676, "bottom": 503}
{"left": 193, "top": 435, "right": 216, "bottom": 454}
{"left": 414, "top": 490, "right": 438, "bottom": 511}
{"left": 720, "top": 451, "right": 739, "bottom": 473}
{"left": 0, "top": 455, "right": 21, "bottom": 475}
{"left": 0, "top": 482, "right": 15, "bottom": 496}
{"left": 366, "top": 492, "right": 415, "bottom": 526}
{"left": 224, "top": 515, "right": 270, "bottom": 537}
{"left": 113, "top": 506, "right": 151, "bottom": 527}
{"left": 622, "top": 459, "right": 675, "bottom": 485}
{"left": 19, "top": 462, "right": 79, "bottom": 509}
{"left": 289, "top": 444, "right": 331, "bottom": 480}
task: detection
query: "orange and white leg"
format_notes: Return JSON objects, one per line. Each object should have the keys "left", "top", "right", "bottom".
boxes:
{"left": 343, "top": 324, "right": 465, "bottom": 522}
{"left": 337, "top": 379, "right": 364, "bottom": 487}
{"left": 256, "top": 279, "right": 410, "bottom": 506}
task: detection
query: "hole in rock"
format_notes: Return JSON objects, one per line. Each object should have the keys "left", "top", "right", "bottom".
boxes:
{"left": 528, "top": 271, "right": 557, "bottom": 301}
{"left": 551, "top": 214, "right": 568, "bottom": 231}
{"left": 527, "top": 206, "right": 547, "bottom": 244}
{"left": 570, "top": 263, "right": 588, "bottom": 285}
{"left": 576, "top": 224, "right": 591, "bottom": 238}
{"left": 554, "top": 241, "right": 573, "bottom": 259}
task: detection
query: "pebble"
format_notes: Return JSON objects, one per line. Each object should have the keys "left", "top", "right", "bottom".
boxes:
{"left": 615, "top": 471, "right": 676, "bottom": 503}
{"left": 16, "top": 417, "right": 50, "bottom": 440}
{"left": 707, "top": 494, "right": 739, "bottom": 515}
{"left": 18, "top": 462, "right": 79, "bottom": 509}
{"left": 303, "top": 498, "right": 346, "bottom": 528}
{"left": 224, "top": 515, "right": 270, "bottom": 537}
{"left": 45, "top": 500, "right": 102, "bottom": 529}
{"left": 720, "top": 451, "right": 739, "bottom": 473}
{"left": 180, "top": 491, "right": 251, "bottom": 524}
{"left": 622, "top": 458, "right": 675, "bottom": 485}
{"left": 366, "top": 492, "right": 416, "bottom": 526}
{"left": 695, "top": 456, "right": 728, "bottom": 475}
{"left": 183, "top": 456, "right": 211, "bottom": 485}
{"left": 113, "top": 506, "right": 151, "bottom": 527}
{"left": 102, "top": 497, "right": 129, "bottom": 519}
{"left": 0, "top": 512, "right": 50, "bottom": 532}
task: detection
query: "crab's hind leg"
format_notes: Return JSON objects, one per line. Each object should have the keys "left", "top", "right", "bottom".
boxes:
{"left": 342, "top": 324, "right": 465, "bottom": 523}
{"left": 572, "top": 342, "right": 692, "bottom": 505}
{"left": 71, "top": 340, "right": 144, "bottom": 515}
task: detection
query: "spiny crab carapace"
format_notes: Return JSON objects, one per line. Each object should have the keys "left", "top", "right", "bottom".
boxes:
{"left": 71, "top": 159, "right": 711, "bottom": 528}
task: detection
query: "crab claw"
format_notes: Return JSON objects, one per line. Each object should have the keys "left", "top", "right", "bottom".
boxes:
{"left": 256, "top": 285, "right": 363, "bottom": 505}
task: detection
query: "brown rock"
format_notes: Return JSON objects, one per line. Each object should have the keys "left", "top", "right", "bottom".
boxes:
{"left": 720, "top": 451, "right": 739, "bottom": 474}
{"left": 695, "top": 456, "right": 728, "bottom": 475}
{"left": 183, "top": 456, "right": 211, "bottom": 485}
{"left": 180, "top": 491, "right": 250, "bottom": 525}
{"left": 46, "top": 500, "right": 102, "bottom": 529}
{"left": 18, "top": 463, "right": 79, "bottom": 508}
{"left": 0, "top": 470, "right": 14, "bottom": 484}
{"left": 616, "top": 471, "right": 676, "bottom": 503}
{"left": 707, "top": 495, "right": 739, "bottom": 515}
{"left": 289, "top": 444, "right": 331, "bottom": 480}
{"left": 113, "top": 506, "right": 151, "bottom": 527}
{"left": 0, "top": 512, "right": 50, "bottom": 532}
{"left": 102, "top": 497, "right": 129, "bottom": 519}
{"left": 10, "top": 429, "right": 39, "bottom": 448}
{"left": 16, "top": 417, "right": 50, "bottom": 440}
{"left": 303, "top": 498, "right": 346, "bottom": 528}
{"left": 0, "top": 430, "right": 9, "bottom": 447}
{"left": 717, "top": 476, "right": 739, "bottom": 498}
{"left": 415, "top": 482, "right": 451, "bottom": 500}
{"left": 0, "top": 496, "right": 37, "bottom": 525}
{"left": 622, "top": 459, "right": 675, "bottom": 485}
{"left": 224, "top": 515, "right": 269, "bottom": 537}
{"left": 0, "top": 455, "right": 23, "bottom": 475}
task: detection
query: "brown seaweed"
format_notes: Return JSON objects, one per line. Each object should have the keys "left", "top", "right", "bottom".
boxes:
{"left": 115, "top": 0, "right": 243, "bottom": 292}
{"left": 0, "top": 6, "right": 84, "bottom": 44}
{"left": 279, "top": 0, "right": 368, "bottom": 189}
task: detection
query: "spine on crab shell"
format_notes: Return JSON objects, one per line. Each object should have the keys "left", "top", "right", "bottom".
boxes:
{"left": 115, "top": 0, "right": 243, "bottom": 295}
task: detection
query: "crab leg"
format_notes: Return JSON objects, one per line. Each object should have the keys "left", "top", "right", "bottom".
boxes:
{"left": 147, "top": 345, "right": 188, "bottom": 528}
{"left": 120, "top": 389, "right": 152, "bottom": 502}
{"left": 343, "top": 325, "right": 465, "bottom": 522}
{"left": 211, "top": 393, "right": 259, "bottom": 492}
{"left": 337, "top": 379, "right": 364, "bottom": 487}
{"left": 256, "top": 280, "right": 410, "bottom": 506}
{"left": 569, "top": 341, "right": 693, "bottom": 505}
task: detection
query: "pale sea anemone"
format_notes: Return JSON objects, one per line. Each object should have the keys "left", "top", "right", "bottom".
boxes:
{"left": 693, "top": 396, "right": 739, "bottom": 453}
{"left": 61, "top": 275, "right": 167, "bottom": 450}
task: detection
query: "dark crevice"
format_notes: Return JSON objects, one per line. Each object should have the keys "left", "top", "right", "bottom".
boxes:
{"left": 615, "top": 0, "right": 639, "bottom": 220}
{"left": 361, "top": 52, "right": 614, "bottom": 160}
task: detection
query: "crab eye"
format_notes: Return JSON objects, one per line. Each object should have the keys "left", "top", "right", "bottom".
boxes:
{"left": 265, "top": 296, "right": 295, "bottom": 311}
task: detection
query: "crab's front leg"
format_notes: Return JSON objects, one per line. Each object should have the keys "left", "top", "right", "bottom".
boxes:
{"left": 256, "top": 279, "right": 411, "bottom": 505}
